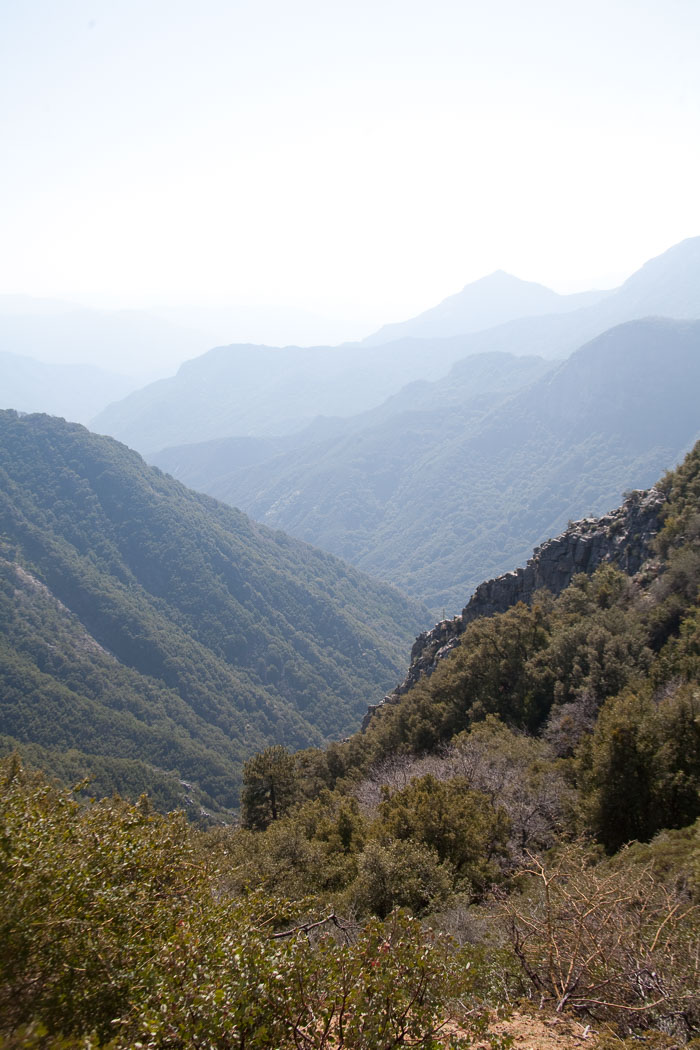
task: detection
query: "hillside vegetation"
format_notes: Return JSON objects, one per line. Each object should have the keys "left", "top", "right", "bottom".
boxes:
{"left": 0, "top": 410, "right": 427, "bottom": 815}
{"left": 2, "top": 441, "right": 700, "bottom": 1047}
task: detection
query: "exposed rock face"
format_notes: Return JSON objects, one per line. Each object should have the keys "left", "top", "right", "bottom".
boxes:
{"left": 362, "top": 486, "right": 666, "bottom": 729}
{"left": 461, "top": 486, "right": 665, "bottom": 624}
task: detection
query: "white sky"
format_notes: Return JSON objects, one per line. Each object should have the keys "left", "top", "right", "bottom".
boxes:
{"left": 2, "top": 0, "right": 700, "bottom": 330}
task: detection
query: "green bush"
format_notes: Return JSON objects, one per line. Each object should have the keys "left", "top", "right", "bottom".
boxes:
{"left": 0, "top": 757, "right": 481, "bottom": 1048}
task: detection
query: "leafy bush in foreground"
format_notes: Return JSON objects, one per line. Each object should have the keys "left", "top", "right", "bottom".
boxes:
{"left": 0, "top": 756, "right": 477, "bottom": 1048}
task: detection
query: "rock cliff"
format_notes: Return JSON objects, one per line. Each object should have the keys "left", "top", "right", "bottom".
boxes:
{"left": 363, "top": 486, "right": 666, "bottom": 728}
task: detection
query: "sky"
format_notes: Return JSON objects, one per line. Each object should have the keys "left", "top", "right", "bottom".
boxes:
{"left": 2, "top": 0, "right": 700, "bottom": 339}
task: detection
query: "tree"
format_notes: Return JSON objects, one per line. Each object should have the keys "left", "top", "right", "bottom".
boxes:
{"left": 582, "top": 685, "right": 700, "bottom": 851}
{"left": 376, "top": 775, "right": 509, "bottom": 893}
{"left": 241, "top": 745, "right": 299, "bottom": 830}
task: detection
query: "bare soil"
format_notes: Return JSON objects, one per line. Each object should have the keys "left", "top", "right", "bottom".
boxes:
{"left": 443, "top": 1009, "right": 603, "bottom": 1048}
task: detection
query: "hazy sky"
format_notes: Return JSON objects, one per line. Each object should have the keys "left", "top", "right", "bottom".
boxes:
{"left": 2, "top": 0, "right": 699, "bottom": 330}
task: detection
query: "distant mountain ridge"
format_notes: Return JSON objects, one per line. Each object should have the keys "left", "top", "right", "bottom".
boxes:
{"left": 154, "top": 318, "right": 700, "bottom": 612}
{"left": 92, "top": 236, "right": 700, "bottom": 456}
{"left": 92, "top": 334, "right": 499, "bottom": 455}
{"left": 0, "top": 351, "right": 137, "bottom": 424}
{"left": 363, "top": 237, "right": 700, "bottom": 348}
{"left": 375, "top": 236, "right": 700, "bottom": 363}
{"left": 153, "top": 351, "right": 553, "bottom": 501}
{"left": 0, "top": 299, "right": 211, "bottom": 380}
{"left": 361, "top": 269, "right": 609, "bottom": 346}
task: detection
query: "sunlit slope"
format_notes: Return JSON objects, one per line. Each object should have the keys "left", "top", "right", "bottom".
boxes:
{"left": 0, "top": 411, "right": 427, "bottom": 813}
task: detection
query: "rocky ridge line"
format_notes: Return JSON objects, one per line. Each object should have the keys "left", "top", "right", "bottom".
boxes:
{"left": 362, "top": 486, "right": 666, "bottom": 729}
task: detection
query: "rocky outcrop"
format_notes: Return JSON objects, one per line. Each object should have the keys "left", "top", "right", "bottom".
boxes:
{"left": 362, "top": 486, "right": 666, "bottom": 729}
{"left": 461, "top": 486, "right": 665, "bottom": 624}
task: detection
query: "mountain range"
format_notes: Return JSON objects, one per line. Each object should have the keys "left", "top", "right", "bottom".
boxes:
{"left": 154, "top": 317, "right": 700, "bottom": 612}
{"left": 4, "top": 415, "right": 699, "bottom": 1050}
{"left": 362, "top": 236, "right": 700, "bottom": 348}
{"left": 0, "top": 296, "right": 211, "bottom": 379}
{"left": 0, "top": 297, "right": 378, "bottom": 424}
{"left": 92, "top": 236, "right": 700, "bottom": 457}
{"left": 2, "top": 240, "right": 700, "bottom": 1047}
{"left": 361, "top": 269, "right": 609, "bottom": 345}
{"left": 0, "top": 350, "right": 137, "bottom": 425}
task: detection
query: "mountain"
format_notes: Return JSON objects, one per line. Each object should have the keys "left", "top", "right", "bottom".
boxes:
{"left": 4, "top": 441, "right": 699, "bottom": 1050}
{"left": 152, "top": 351, "right": 553, "bottom": 496}
{"left": 373, "top": 236, "right": 700, "bottom": 363}
{"left": 334, "top": 437, "right": 700, "bottom": 852}
{"left": 0, "top": 411, "right": 428, "bottom": 814}
{"left": 601, "top": 236, "right": 700, "bottom": 318}
{"left": 92, "top": 237, "right": 700, "bottom": 457}
{"left": 91, "top": 334, "right": 498, "bottom": 455}
{"left": 363, "top": 237, "right": 700, "bottom": 350}
{"left": 154, "top": 319, "right": 700, "bottom": 613}
{"left": 0, "top": 299, "right": 212, "bottom": 380}
{"left": 369, "top": 485, "right": 666, "bottom": 722}
{"left": 0, "top": 350, "right": 137, "bottom": 424}
{"left": 361, "top": 270, "right": 608, "bottom": 346}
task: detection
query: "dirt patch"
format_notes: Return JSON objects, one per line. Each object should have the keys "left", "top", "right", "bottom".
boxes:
{"left": 443, "top": 1009, "right": 601, "bottom": 1048}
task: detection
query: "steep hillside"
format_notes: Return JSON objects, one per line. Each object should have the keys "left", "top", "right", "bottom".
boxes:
{"left": 3, "top": 443, "right": 699, "bottom": 1050}
{"left": 156, "top": 319, "right": 700, "bottom": 612}
{"left": 0, "top": 411, "right": 427, "bottom": 813}
{"left": 326, "top": 439, "right": 700, "bottom": 849}
{"left": 368, "top": 484, "right": 665, "bottom": 721}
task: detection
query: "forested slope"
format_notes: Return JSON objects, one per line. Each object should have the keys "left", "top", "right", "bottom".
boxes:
{"left": 243, "top": 436, "right": 700, "bottom": 836}
{"left": 0, "top": 411, "right": 427, "bottom": 814}
{"left": 3, "top": 440, "right": 700, "bottom": 1048}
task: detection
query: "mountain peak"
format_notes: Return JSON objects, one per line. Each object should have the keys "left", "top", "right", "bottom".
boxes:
{"left": 362, "top": 269, "right": 569, "bottom": 346}
{"left": 478, "top": 268, "right": 528, "bottom": 283}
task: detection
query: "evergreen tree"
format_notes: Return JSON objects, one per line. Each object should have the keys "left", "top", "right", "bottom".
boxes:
{"left": 241, "top": 745, "right": 299, "bottom": 830}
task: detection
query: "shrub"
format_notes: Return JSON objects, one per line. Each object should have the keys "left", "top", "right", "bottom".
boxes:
{"left": 504, "top": 842, "right": 700, "bottom": 1039}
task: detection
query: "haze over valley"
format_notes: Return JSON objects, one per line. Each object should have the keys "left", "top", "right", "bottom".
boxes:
{"left": 3, "top": 4, "right": 700, "bottom": 1044}
{"left": 3, "top": 235, "right": 700, "bottom": 618}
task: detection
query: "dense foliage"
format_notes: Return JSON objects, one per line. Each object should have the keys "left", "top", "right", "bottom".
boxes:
{"left": 0, "top": 410, "right": 427, "bottom": 814}
{"left": 217, "top": 441, "right": 700, "bottom": 1041}
{"left": 321, "top": 439, "right": 700, "bottom": 815}
{"left": 3, "top": 435, "right": 700, "bottom": 1045}
{"left": 0, "top": 757, "right": 482, "bottom": 1049}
